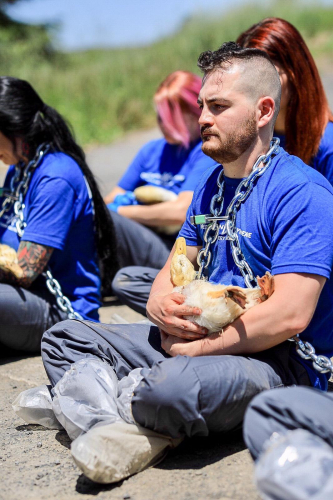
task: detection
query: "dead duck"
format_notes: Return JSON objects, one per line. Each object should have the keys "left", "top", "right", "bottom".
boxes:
{"left": 170, "top": 237, "right": 274, "bottom": 333}
{"left": 134, "top": 185, "right": 178, "bottom": 204}
{"left": 0, "top": 243, "right": 23, "bottom": 278}
{"left": 170, "top": 237, "right": 197, "bottom": 287}
{"left": 133, "top": 186, "right": 182, "bottom": 235}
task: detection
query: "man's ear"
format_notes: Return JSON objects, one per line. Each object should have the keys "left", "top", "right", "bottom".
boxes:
{"left": 257, "top": 96, "right": 275, "bottom": 129}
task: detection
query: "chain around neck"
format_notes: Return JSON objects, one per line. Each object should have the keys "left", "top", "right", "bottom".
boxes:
{"left": 195, "top": 137, "right": 280, "bottom": 285}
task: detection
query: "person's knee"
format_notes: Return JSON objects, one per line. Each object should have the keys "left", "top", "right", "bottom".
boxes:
{"left": 111, "top": 269, "right": 130, "bottom": 299}
{"left": 132, "top": 357, "right": 204, "bottom": 437}
{"left": 41, "top": 319, "right": 73, "bottom": 352}
{"left": 243, "top": 387, "right": 300, "bottom": 459}
{"left": 41, "top": 319, "right": 105, "bottom": 386}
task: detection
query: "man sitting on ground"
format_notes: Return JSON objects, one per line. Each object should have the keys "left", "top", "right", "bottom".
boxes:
{"left": 41, "top": 42, "right": 333, "bottom": 481}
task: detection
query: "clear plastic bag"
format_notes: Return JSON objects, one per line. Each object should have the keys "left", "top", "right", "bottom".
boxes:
{"left": 52, "top": 357, "right": 121, "bottom": 440}
{"left": 12, "top": 384, "right": 63, "bottom": 430}
{"left": 117, "top": 367, "right": 145, "bottom": 424}
{"left": 255, "top": 429, "right": 333, "bottom": 500}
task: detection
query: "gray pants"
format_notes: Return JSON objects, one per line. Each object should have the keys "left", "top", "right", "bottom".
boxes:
{"left": 112, "top": 266, "right": 159, "bottom": 315}
{"left": 111, "top": 212, "right": 173, "bottom": 269}
{"left": 0, "top": 283, "right": 67, "bottom": 353}
{"left": 41, "top": 320, "right": 311, "bottom": 439}
{"left": 243, "top": 386, "right": 333, "bottom": 460}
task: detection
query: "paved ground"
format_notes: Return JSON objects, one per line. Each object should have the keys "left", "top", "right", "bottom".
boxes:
{"left": 1, "top": 73, "right": 333, "bottom": 500}
{"left": 0, "top": 356, "right": 257, "bottom": 500}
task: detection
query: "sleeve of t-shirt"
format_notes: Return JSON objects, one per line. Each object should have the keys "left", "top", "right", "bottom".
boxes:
{"left": 117, "top": 145, "right": 148, "bottom": 191}
{"left": 270, "top": 182, "right": 333, "bottom": 278}
{"left": 21, "top": 176, "right": 77, "bottom": 250}
{"left": 179, "top": 147, "right": 215, "bottom": 193}
{"left": 178, "top": 186, "right": 204, "bottom": 246}
{"left": 316, "top": 149, "right": 333, "bottom": 187}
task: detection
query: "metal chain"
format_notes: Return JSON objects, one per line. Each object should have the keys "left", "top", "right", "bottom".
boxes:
{"left": 0, "top": 143, "right": 83, "bottom": 320}
{"left": 193, "top": 137, "right": 280, "bottom": 286}
{"left": 191, "top": 137, "right": 333, "bottom": 376}
{"left": 42, "top": 269, "right": 82, "bottom": 320}
{"left": 288, "top": 335, "right": 333, "bottom": 374}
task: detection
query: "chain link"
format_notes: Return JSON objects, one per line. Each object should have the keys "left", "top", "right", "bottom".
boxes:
{"left": 0, "top": 143, "right": 83, "bottom": 321}
{"left": 43, "top": 269, "right": 82, "bottom": 320}
{"left": 196, "top": 138, "right": 280, "bottom": 284}
{"left": 192, "top": 137, "right": 333, "bottom": 376}
{"left": 288, "top": 335, "right": 333, "bottom": 374}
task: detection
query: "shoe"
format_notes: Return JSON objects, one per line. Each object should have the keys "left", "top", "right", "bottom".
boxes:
{"left": 71, "top": 420, "right": 182, "bottom": 484}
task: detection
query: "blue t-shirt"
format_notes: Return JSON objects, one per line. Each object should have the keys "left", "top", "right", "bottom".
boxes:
{"left": 0, "top": 152, "right": 101, "bottom": 321}
{"left": 275, "top": 121, "right": 333, "bottom": 185}
{"left": 118, "top": 138, "right": 215, "bottom": 194}
{"left": 179, "top": 148, "right": 333, "bottom": 391}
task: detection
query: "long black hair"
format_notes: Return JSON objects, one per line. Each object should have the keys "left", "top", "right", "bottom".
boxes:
{"left": 0, "top": 76, "right": 119, "bottom": 289}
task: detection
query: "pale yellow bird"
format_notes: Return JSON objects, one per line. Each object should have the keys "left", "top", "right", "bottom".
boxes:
{"left": 134, "top": 185, "right": 181, "bottom": 235}
{"left": 0, "top": 244, "right": 23, "bottom": 278}
{"left": 170, "top": 237, "right": 274, "bottom": 333}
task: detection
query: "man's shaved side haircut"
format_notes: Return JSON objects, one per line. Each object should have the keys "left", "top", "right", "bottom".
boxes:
{"left": 198, "top": 42, "right": 281, "bottom": 126}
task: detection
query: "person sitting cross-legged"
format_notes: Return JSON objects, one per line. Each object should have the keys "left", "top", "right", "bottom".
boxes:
{"left": 40, "top": 42, "right": 333, "bottom": 483}
{"left": 107, "top": 71, "right": 215, "bottom": 308}
{"left": 0, "top": 77, "right": 118, "bottom": 354}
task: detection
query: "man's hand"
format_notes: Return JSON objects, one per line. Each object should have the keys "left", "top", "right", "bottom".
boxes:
{"left": 160, "top": 330, "right": 199, "bottom": 356}
{"left": 147, "top": 292, "right": 208, "bottom": 340}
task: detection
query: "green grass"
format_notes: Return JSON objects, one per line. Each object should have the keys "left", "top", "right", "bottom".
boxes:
{"left": 1, "top": 0, "right": 333, "bottom": 146}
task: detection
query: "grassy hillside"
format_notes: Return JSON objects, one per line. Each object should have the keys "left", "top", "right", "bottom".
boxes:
{"left": 1, "top": 0, "right": 333, "bottom": 145}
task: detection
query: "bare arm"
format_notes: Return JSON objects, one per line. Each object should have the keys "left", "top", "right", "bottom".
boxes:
{"left": 103, "top": 186, "right": 126, "bottom": 205}
{"left": 118, "top": 191, "right": 193, "bottom": 227}
{"left": 161, "top": 273, "right": 326, "bottom": 357}
{"left": 0, "top": 241, "right": 53, "bottom": 288}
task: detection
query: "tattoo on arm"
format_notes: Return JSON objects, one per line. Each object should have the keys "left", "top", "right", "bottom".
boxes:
{"left": 0, "top": 241, "right": 54, "bottom": 288}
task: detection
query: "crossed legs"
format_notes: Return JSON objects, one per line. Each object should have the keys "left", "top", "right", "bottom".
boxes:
{"left": 41, "top": 320, "right": 311, "bottom": 438}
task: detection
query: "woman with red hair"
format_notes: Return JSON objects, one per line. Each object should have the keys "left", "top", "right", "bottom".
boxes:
{"left": 237, "top": 18, "right": 333, "bottom": 182}
{"left": 106, "top": 71, "right": 214, "bottom": 308}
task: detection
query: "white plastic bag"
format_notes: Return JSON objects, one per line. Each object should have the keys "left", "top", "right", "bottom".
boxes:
{"left": 52, "top": 357, "right": 121, "bottom": 440}
{"left": 12, "top": 384, "right": 62, "bottom": 430}
{"left": 255, "top": 429, "right": 333, "bottom": 500}
{"left": 71, "top": 420, "right": 182, "bottom": 484}
{"left": 117, "top": 367, "right": 145, "bottom": 424}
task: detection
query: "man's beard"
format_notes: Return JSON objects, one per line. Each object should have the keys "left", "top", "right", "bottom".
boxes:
{"left": 201, "top": 113, "right": 258, "bottom": 164}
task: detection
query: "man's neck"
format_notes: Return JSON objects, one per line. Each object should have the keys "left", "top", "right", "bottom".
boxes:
{"left": 222, "top": 137, "right": 272, "bottom": 179}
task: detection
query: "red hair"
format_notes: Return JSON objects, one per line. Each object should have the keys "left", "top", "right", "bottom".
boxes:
{"left": 237, "top": 18, "right": 333, "bottom": 165}
{"left": 154, "top": 71, "right": 201, "bottom": 148}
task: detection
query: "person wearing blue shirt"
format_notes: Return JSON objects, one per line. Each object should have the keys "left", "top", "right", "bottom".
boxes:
{"left": 107, "top": 71, "right": 215, "bottom": 307}
{"left": 114, "top": 137, "right": 211, "bottom": 197}
{"left": 237, "top": 18, "right": 333, "bottom": 185}
{"left": 0, "top": 77, "right": 118, "bottom": 354}
{"left": 41, "top": 43, "right": 333, "bottom": 482}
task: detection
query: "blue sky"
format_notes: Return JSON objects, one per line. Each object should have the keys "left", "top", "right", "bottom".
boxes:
{"left": 6, "top": 0, "right": 251, "bottom": 51}
{"left": 7, "top": 0, "right": 333, "bottom": 52}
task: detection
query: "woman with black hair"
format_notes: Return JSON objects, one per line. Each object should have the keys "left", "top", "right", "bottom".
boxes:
{"left": 0, "top": 76, "right": 118, "bottom": 353}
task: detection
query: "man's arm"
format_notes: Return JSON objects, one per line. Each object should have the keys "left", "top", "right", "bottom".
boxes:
{"left": 161, "top": 272, "right": 325, "bottom": 357}
{"left": 118, "top": 191, "right": 193, "bottom": 227}
{"left": 0, "top": 241, "right": 53, "bottom": 288}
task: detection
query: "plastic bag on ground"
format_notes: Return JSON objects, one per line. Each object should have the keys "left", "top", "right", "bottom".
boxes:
{"left": 255, "top": 428, "right": 333, "bottom": 500}
{"left": 12, "top": 384, "right": 63, "bottom": 430}
{"left": 71, "top": 420, "right": 182, "bottom": 484}
{"left": 52, "top": 357, "right": 121, "bottom": 441}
